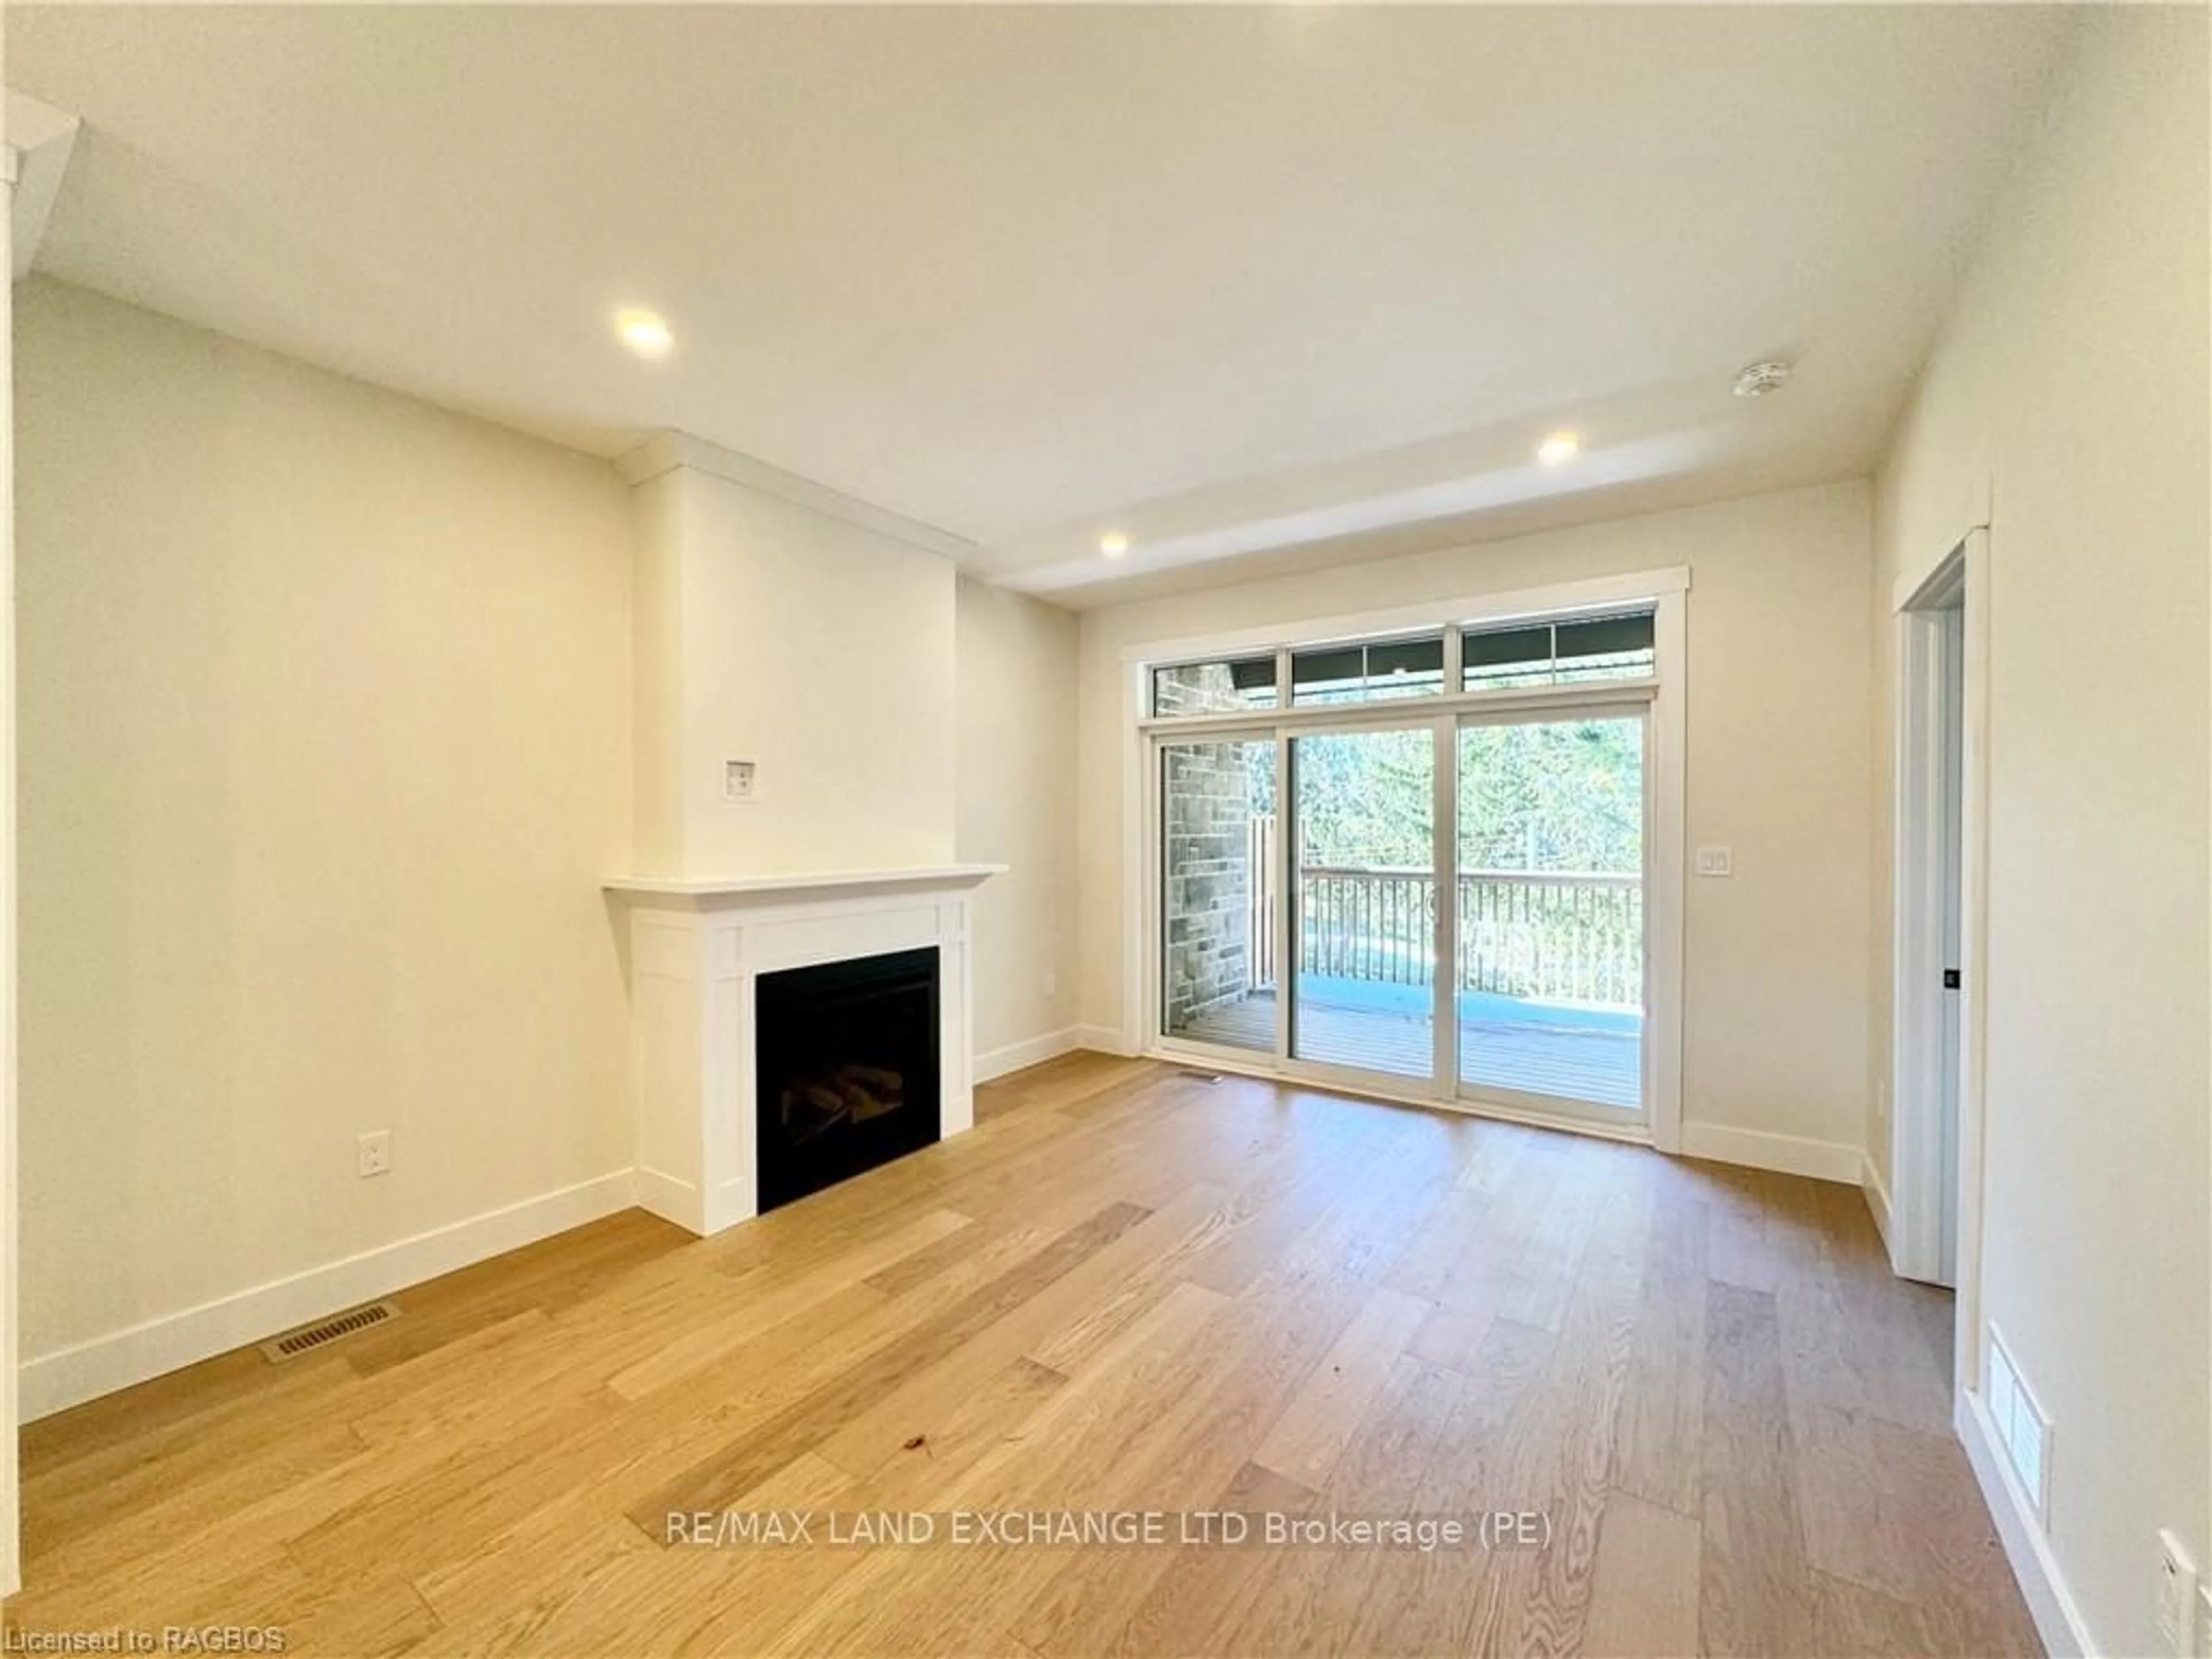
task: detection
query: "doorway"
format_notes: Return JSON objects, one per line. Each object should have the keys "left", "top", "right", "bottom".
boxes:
{"left": 1892, "top": 540, "right": 1978, "bottom": 1291}
{"left": 1138, "top": 573, "right": 1688, "bottom": 1149}
{"left": 1287, "top": 722, "right": 1439, "bottom": 1080}
{"left": 1456, "top": 710, "right": 1646, "bottom": 1123}
{"left": 1154, "top": 698, "right": 1657, "bottom": 1131}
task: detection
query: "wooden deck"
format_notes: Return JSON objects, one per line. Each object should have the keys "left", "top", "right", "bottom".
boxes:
{"left": 1181, "top": 989, "right": 1642, "bottom": 1109}
{"left": 7, "top": 1053, "right": 2032, "bottom": 1657}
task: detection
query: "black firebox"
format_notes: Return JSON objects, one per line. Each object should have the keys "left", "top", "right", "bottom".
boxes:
{"left": 755, "top": 947, "right": 941, "bottom": 1214}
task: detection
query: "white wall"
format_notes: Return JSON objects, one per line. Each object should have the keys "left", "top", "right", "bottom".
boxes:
{"left": 13, "top": 281, "right": 636, "bottom": 1370}
{"left": 1, "top": 3, "right": 22, "bottom": 1584}
{"left": 626, "top": 457, "right": 957, "bottom": 879}
{"left": 629, "top": 469, "right": 687, "bottom": 876}
{"left": 956, "top": 578, "right": 1080, "bottom": 1072}
{"left": 9, "top": 286, "right": 1053, "bottom": 1412}
{"left": 1078, "top": 481, "right": 1876, "bottom": 1161}
{"left": 1869, "top": 12, "right": 2209, "bottom": 1653}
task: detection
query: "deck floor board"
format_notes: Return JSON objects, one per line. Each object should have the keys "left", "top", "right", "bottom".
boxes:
{"left": 1181, "top": 988, "right": 1642, "bottom": 1109}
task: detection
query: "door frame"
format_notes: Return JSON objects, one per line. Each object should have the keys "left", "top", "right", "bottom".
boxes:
{"left": 1126, "top": 567, "right": 1687, "bottom": 1154}
{"left": 1889, "top": 530, "right": 1990, "bottom": 1367}
{"left": 1280, "top": 709, "right": 1451, "bottom": 1091}
{"left": 1143, "top": 719, "right": 1284, "bottom": 1071}
{"left": 1450, "top": 699, "right": 1656, "bottom": 1132}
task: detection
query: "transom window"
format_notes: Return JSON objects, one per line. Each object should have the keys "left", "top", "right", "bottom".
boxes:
{"left": 1147, "top": 609, "right": 1656, "bottom": 718}
{"left": 1150, "top": 655, "right": 1278, "bottom": 717}
{"left": 1290, "top": 634, "right": 1445, "bottom": 706}
{"left": 1464, "top": 611, "right": 1655, "bottom": 691}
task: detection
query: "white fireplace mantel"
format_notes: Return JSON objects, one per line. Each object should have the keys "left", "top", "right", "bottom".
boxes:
{"left": 606, "top": 863, "right": 1005, "bottom": 1235}
{"left": 605, "top": 863, "right": 1005, "bottom": 904}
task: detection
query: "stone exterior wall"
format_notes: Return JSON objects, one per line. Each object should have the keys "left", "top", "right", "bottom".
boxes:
{"left": 1158, "top": 662, "right": 1257, "bottom": 1033}
{"left": 1164, "top": 742, "right": 1252, "bottom": 1030}
{"left": 1153, "top": 661, "right": 1245, "bottom": 717}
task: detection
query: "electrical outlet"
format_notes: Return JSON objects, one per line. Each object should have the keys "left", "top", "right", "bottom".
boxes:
{"left": 2157, "top": 1530, "right": 2198, "bottom": 1655}
{"left": 724, "top": 759, "right": 757, "bottom": 802}
{"left": 357, "top": 1130, "right": 392, "bottom": 1179}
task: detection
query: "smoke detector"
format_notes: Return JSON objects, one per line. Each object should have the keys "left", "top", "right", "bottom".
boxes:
{"left": 1733, "top": 360, "right": 1793, "bottom": 398}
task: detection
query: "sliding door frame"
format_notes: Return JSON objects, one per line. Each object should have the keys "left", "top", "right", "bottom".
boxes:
{"left": 1450, "top": 695, "right": 1655, "bottom": 1132}
{"left": 1282, "top": 710, "right": 1449, "bottom": 1086}
{"left": 1128, "top": 569, "right": 1687, "bottom": 1153}
{"left": 1145, "top": 721, "right": 1286, "bottom": 1068}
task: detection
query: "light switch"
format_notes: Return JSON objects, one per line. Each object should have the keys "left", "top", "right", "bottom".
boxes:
{"left": 1695, "top": 846, "right": 1733, "bottom": 877}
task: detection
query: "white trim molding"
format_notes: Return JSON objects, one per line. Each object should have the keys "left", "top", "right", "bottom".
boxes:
{"left": 1075, "top": 1022, "right": 1138, "bottom": 1058}
{"left": 975, "top": 1025, "right": 1082, "bottom": 1083}
{"left": 1887, "top": 528, "right": 1992, "bottom": 1398}
{"left": 6, "top": 91, "right": 78, "bottom": 281}
{"left": 1957, "top": 1387, "right": 2096, "bottom": 1658}
{"left": 1861, "top": 1154, "right": 1894, "bottom": 1249}
{"left": 1677, "top": 1122, "right": 1863, "bottom": 1186}
{"left": 1645, "top": 588, "right": 1688, "bottom": 1155}
{"left": 1889, "top": 474, "right": 1991, "bottom": 616}
{"left": 1889, "top": 533, "right": 1979, "bottom": 1290}
{"left": 605, "top": 866, "right": 996, "bottom": 1236}
{"left": 604, "top": 864, "right": 1005, "bottom": 902}
{"left": 19, "top": 1170, "right": 639, "bottom": 1422}
{"left": 615, "top": 431, "right": 975, "bottom": 563}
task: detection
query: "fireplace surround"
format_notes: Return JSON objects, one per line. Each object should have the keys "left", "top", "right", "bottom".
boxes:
{"left": 604, "top": 865, "right": 1001, "bottom": 1235}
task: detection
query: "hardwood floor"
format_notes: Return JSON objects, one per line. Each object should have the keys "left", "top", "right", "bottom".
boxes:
{"left": 7, "top": 1054, "right": 2038, "bottom": 1657}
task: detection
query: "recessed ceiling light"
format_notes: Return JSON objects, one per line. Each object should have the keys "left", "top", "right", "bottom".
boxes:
{"left": 1733, "top": 359, "right": 1793, "bottom": 397}
{"left": 1537, "top": 431, "right": 1581, "bottom": 465}
{"left": 616, "top": 308, "right": 675, "bottom": 360}
{"left": 1099, "top": 532, "right": 1131, "bottom": 558}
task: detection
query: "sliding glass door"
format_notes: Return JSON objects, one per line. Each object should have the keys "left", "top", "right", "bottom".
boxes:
{"left": 1159, "top": 734, "right": 1278, "bottom": 1054}
{"left": 1289, "top": 725, "right": 1436, "bottom": 1078}
{"left": 1156, "top": 707, "right": 1649, "bottom": 1123}
{"left": 1145, "top": 601, "right": 1665, "bottom": 1135}
{"left": 1456, "top": 711, "right": 1646, "bottom": 1119}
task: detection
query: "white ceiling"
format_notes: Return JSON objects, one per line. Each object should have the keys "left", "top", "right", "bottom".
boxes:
{"left": 13, "top": 5, "right": 2074, "bottom": 601}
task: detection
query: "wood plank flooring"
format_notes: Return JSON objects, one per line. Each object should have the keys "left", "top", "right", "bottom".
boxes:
{"left": 6, "top": 1053, "right": 2039, "bottom": 1657}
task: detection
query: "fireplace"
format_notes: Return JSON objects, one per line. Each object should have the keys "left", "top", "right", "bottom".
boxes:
{"left": 754, "top": 946, "right": 942, "bottom": 1213}
{"left": 606, "top": 863, "right": 997, "bottom": 1237}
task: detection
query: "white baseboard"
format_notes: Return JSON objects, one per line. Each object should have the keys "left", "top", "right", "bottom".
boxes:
{"left": 1677, "top": 1121, "right": 1862, "bottom": 1185}
{"left": 1074, "top": 1022, "right": 1137, "bottom": 1057}
{"left": 20, "top": 1168, "right": 639, "bottom": 1422}
{"left": 1957, "top": 1385, "right": 2096, "bottom": 1657}
{"left": 1861, "top": 1154, "right": 1894, "bottom": 1249}
{"left": 975, "top": 1025, "right": 1082, "bottom": 1082}
{"left": 632, "top": 1165, "right": 702, "bottom": 1235}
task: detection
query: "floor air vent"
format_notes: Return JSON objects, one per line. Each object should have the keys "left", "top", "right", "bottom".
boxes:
{"left": 260, "top": 1300, "right": 398, "bottom": 1362}
{"left": 1176, "top": 1069, "right": 1223, "bottom": 1084}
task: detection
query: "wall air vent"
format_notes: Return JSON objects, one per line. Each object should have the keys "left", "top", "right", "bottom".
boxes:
{"left": 259, "top": 1300, "right": 399, "bottom": 1363}
{"left": 1984, "top": 1323, "right": 2052, "bottom": 1525}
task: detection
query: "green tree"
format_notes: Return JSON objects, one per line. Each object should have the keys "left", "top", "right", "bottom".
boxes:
{"left": 1270, "top": 717, "right": 1642, "bottom": 873}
